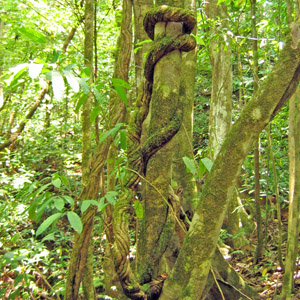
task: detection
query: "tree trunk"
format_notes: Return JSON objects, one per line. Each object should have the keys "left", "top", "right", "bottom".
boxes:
{"left": 159, "top": 24, "right": 300, "bottom": 299}
{"left": 137, "top": 11, "right": 184, "bottom": 284}
{"left": 281, "top": 87, "right": 300, "bottom": 299}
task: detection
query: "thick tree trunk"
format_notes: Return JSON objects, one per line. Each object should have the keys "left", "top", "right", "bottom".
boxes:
{"left": 172, "top": 0, "right": 197, "bottom": 214}
{"left": 159, "top": 24, "right": 300, "bottom": 299}
{"left": 137, "top": 18, "right": 183, "bottom": 284}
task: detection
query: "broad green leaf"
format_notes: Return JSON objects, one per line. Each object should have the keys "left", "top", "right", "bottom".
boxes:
{"left": 7, "top": 64, "right": 28, "bottom": 88}
{"left": 36, "top": 213, "right": 62, "bottom": 236}
{"left": 134, "top": 200, "right": 144, "bottom": 219}
{"left": 201, "top": 157, "right": 213, "bottom": 172}
{"left": 54, "top": 197, "right": 65, "bottom": 211}
{"left": 90, "top": 106, "right": 101, "bottom": 122}
{"left": 111, "top": 78, "right": 131, "bottom": 89}
{"left": 113, "top": 85, "right": 127, "bottom": 105}
{"left": 79, "top": 78, "right": 89, "bottom": 94}
{"left": 28, "top": 63, "right": 43, "bottom": 79}
{"left": 182, "top": 157, "right": 197, "bottom": 175}
{"left": 92, "top": 87, "right": 103, "bottom": 103}
{"left": 52, "top": 177, "right": 61, "bottom": 189}
{"left": 81, "top": 200, "right": 99, "bottom": 213}
{"left": 75, "top": 93, "right": 88, "bottom": 113}
{"left": 51, "top": 70, "right": 65, "bottom": 101}
{"left": 60, "top": 175, "right": 69, "bottom": 187}
{"left": 67, "top": 211, "right": 82, "bottom": 234}
{"left": 63, "top": 70, "right": 79, "bottom": 93}
{"left": 112, "top": 78, "right": 131, "bottom": 105}
{"left": 119, "top": 129, "right": 127, "bottom": 150}
{"left": 105, "top": 191, "right": 118, "bottom": 205}
{"left": 41, "top": 233, "right": 55, "bottom": 242}
{"left": 64, "top": 63, "right": 77, "bottom": 71}
{"left": 19, "top": 27, "right": 47, "bottom": 43}
{"left": 63, "top": 195, "right": 74, "bottom": 206}
{"left": 98, "top": 198, "right": 108, "bottom": 211}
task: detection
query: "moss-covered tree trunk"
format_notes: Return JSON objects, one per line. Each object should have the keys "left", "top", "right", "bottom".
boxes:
{"left": 281, "top": 87, "right": 300, "bottom": 299}
{"left": 137, "top": 0, "right": 190, "bottom": 283}
{"left": 172, "top": 0, "right": 197, "bottom": 214}
{"left": 159, "top": 24, "right": 300, "bottom": 299}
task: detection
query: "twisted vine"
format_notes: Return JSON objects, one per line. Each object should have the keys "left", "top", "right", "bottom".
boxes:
{"left": 112, "top": 6, "right": 196, "bottom": 300}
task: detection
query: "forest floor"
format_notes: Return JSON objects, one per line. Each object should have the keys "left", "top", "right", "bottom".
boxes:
{"left": 230, "top": 217, "right": 300, "bottom": 300}
{"left": 2, "top": 211, "right": 300, "bottom": 299}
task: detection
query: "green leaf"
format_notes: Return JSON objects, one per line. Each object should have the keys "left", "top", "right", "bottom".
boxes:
{"left": 119, "top": 129, "right": 127, "bottom": 150}
{"left": 52, "top": 177, "right": 61, "bottom": 189}
{"left": 90, "top": 106, "right": 101, "bottom": 123}
{"left": 201, "top": 157, "right": 213, "bottom": 172}
{"left": 99, "top": 123, "right": 123, "bottom": 144}
{"left": 92, "top": 87, "right": 103, "bottom": 103}
{"left": 19, "top": 27, "right": 47, "bottom": 43}
{"left": 51, "top": 70, "right": 65, "bottom": 101}
{"left": 182, "top": 157, "right": 197, "bottom": 175}
{"left": 54, "top": 197, "right": 65, "bottom": 211}
{"left": 79, "top": 78, "right": 89, "bottom": 94}
{"left": 111, "top": 78, "right": 131, "bottom": 89}
{"left": 14, "top": 274, "right": 24, "bottom": 287}
{"left": 98, "top": 198, "right": 108, "bottom": 211}
{"left": 36, "top": 213, "right": 62, "bottom": 236}
{"left": 67, "top": 211, "right": 82, "bottom": 234}
{"left": 63, "top": 70, "right": 79, "bottom": 93}
{"left": 81, "top": 200, "right": 99, "bottom": 213}
{"left": 111, "top": 78, "right": 131, "bottom": 105}
{"left": 63, "top": 195, "right": 74, "bottom": 206}
{"left": 113, "top": 85, "right": 127, "bottom": 105}
{"left": 28, "top": 63, "right": 43, "bottom": 79}
{"left": 105, "top": 191, "right": 118, "bottom": 205}
{"left": 75, "top": 93, "right": 88, "bottom": 113}
{"left": 134, "top": 200, "right": 144, "bottom": 219}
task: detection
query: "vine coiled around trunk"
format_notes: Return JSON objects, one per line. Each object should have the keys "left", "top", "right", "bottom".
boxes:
{"left": 112, "top": 6, "right": 196, "bottom": 300}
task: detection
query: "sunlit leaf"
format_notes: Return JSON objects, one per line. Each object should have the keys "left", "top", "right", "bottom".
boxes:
{"left": 67, "top": 211, "right": 82, "bottom": 234}
{"left": 19, "top": 27, "right": 47, "bottom": 43}
{"left": 75, "top": 93, "right": 88, "bottom": 113}
{"left": 51, "top": 70, "right": 65, "bottom": 101}
{"left": 28, "top": 63, "right": 43, "bottom": 79}
{"left": 79, "top": 78, "right": 90, "bottom": 94}
{"left": 64, "top": 70, "right": 79, "bottom": 93}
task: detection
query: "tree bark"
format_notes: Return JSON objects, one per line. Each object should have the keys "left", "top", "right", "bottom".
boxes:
{"left": 281, "top": 87, "right": 300, "bottom": 299}
{"left": 159, "top": 24, "right": 300, "bottom": 299}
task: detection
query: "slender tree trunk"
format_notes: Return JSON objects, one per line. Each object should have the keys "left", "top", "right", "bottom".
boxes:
{"left": 251, "top": 0, "right": 264, "bottom": 262}
{"left": 65, "top": 1, "right": 132, "bottom": 299}
{"left": 159, "top": 26, "right": 300, "bottom": 299}
{"left": 81, "top": 0, "right": 95, "bottom": 298}
{"left": 281, "top": 87, "right": 300, "bottom": 299}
